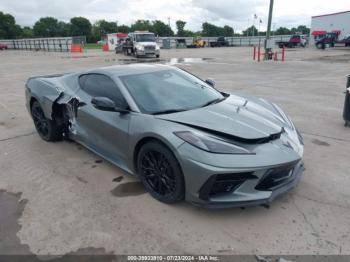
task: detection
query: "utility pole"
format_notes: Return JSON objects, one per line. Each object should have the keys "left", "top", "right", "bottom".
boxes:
{"left": 258, "top": 18, "right": 261, "bottom": 45}
{"left": 252, "top": 15, "right": 255, "bottom": 37}
{"left": 253, "top": 14, "right": 258, "bottom": 37}
{"left": 246, "top": 19, "right": 250, "bottom": 37}
{"left": 168, "top": 17, "right": 171, "bottom": 36}
{"left": 264, "top": 0, "right": 274, "bottom": 60}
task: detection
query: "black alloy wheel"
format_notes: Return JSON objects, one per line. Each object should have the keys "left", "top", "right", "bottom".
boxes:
{"left": 31, "top": 101, "right": 62, "bottom": 141}
{"left": 138, "top": 142, "right": 185, "bottom": 203}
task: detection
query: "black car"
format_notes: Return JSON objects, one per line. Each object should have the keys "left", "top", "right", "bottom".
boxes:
{"left": 210, "top": 37, "right": 229, "bottom": 47}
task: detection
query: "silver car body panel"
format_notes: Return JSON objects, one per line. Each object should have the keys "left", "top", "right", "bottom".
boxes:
{"left": 25, "top": 64, "right": 304, "bottom": 208}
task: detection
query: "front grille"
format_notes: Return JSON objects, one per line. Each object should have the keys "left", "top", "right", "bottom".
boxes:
{"left": 255, "top": 162, "right": 297, "bottom": 191}
{"left": 199, "top": 172, "right": 256, "bottom": 200}
{"left": 144, "top": 45, "right": 155, "bottom": 50}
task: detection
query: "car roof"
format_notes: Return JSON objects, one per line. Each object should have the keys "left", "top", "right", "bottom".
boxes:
{"left": 82, "top": 64, "right": 173, "bottom": 77}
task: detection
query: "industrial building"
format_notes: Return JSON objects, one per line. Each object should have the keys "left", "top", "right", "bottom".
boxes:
{"left": 310, "top": 10, "right": 350, "bottom": 44}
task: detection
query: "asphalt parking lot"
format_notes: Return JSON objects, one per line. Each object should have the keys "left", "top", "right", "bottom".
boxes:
{"left": 0, "top": 46, "right": 350, "bottom": 256}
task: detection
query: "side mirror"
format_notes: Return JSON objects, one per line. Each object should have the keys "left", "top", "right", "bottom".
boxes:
{"left": 205, "top": 78, "right": 215, "bottom": 87}
{"left": 91, "top": 97, "right": 116, "bottom": 111}
{"left": 91, "top": 97, "right": 129, "bottom": 113}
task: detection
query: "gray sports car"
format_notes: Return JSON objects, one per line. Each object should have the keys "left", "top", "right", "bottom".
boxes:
{"left": 25, "top": 64, "right": 304, "bottom": 208}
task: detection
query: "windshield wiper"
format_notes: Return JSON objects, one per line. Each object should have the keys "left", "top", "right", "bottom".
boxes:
{"left": 201, "top": 97, "right": 226, "bottom": 108}
{"left": 152, "top": 109, "right": 188, "bottom": 115}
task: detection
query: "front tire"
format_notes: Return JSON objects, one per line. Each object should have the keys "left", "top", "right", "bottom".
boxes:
{"left": 316, "top": 43, "right": 323, "bottom": 49}
{"left": 137, "top": 141, "right": 185, "bottom": 204}
{"left": 31, "top": 101, "right": 62, "bottom": 141}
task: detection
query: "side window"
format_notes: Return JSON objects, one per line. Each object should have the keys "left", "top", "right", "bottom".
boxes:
{"left": 79, "top": 74, "right": 128, "bottom": 108}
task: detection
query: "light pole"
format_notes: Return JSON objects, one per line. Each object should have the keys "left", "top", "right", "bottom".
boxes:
{"left": 264, "top": 0, "right": 274, "bottom": 60}
{"left": 253, "top": 14, "right": 258, "bottom": 37}
{"left": 168, "top": 17, "right": 171, "bottom": 36}
{"left": 258, "top": 18, "right": 261, "bottom": 46}
{"left": 247, "top": 18, "right": 250, "bottom": 37}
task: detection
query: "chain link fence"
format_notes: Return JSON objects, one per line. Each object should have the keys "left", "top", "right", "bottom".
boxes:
{"left": 0, "top": 36, "right": 86, "bottom": 52}
{"left": 0, "top": 35, "right": 307, "bottom": 51}
{"left": 156, "top": 35, "right": 306, "bottom": 48}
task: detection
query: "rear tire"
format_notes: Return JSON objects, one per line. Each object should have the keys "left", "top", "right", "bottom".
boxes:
{"left": 137, "top": 141, "right": 185, "bottom": 204}
{"left": 31, "top": 101, "right": 62, "bottom": 141}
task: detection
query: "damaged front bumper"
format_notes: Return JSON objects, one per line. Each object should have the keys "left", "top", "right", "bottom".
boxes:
{"left": 177, "top": 143, "right": 305, "bottom": 209}
{"left": 191, "top": 161, "right": 305, "bottom": 209}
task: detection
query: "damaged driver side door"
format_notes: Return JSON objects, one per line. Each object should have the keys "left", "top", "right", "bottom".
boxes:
{"left": 73, "top": 73, "right": 131, "bottom": 170}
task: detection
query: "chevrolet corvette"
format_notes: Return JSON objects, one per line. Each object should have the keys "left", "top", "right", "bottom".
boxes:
{"left": 25, "top": 64, "right": 304, "bottom": 208}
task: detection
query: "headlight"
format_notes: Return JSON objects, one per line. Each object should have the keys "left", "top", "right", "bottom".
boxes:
{"left": 155, "top": 44, "right": 160, "bottom": 50}
{"left": 136, "top": 44, "right": 144, "bottom": 51}
{"left": 174, "top": 131, "right": 254, "bottom": 155}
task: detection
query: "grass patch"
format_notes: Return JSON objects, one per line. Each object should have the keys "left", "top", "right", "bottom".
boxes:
{"left": 84, "top": 43, "right": 102, "bottom": 49}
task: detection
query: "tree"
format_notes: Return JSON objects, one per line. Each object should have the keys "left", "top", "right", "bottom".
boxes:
{"left": 176, "top": 20, "right": 186, "bottom": 36}
{"left": 290, "top": 25, "right": 310, "bottom": 35}
{"left": 290, "top": 27, "right": 297, "bottom": 34}
{"left": 223, "top": 25, "right": 234, "bottom": 36}
{"left": 117, "top": 24, "right": 130, "bottom": 33}
{"left": 130, "top": 20, "right": 153, "bottom": 32}
{"left": 242, "top": 26, "right": 258, "bottom": 36}
{"left": 152, "top": 20, "right": 173, "bottom": 36}
{"left": 21, "top": 26, "right": 34, "bottom": 38}
{"left": 95, "top": 20, "right": 118, "bottom": 35}
{"left": 274, "top": 27, "right": 291, "bottom": 35}
{"left": 202, "top": 22, "right": 232, "bottom": 37}
{"left": 182, "top": 30, "right": 196, "bottom": 37}
{"left": 57, "top": 21, "right": 70, "bottom": 37}
{"left": 0, "top": 11, "right": 21, "bottom": 39}
{"left": 202, "top": 22, "right": 224, "bottom": 36}
{"left": 296, "top": 25, "right": 310, "bottom": 35}
{"left": 91, "top": 20, "right": 118, "bottom": 42}
{"left": 33, "top": 17, "right": 62, "bottom": 37}
{"left": 175, "top": 20, "right": 196, "bottom": 37}
{"left": 70, "top": 17, "right": 92, "bottom": 37}
{"left": 0, "top": 10, "right": 314, "bottom": 41}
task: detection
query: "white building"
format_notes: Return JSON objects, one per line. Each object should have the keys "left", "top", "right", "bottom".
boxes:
{"left": 310, "top": 10, "right": 350, "bottom": 44}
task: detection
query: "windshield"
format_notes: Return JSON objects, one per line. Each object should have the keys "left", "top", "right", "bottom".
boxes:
{"left": 135, "top": 34, "right": 155, "bottom": 42}
{"left": 121, "top": 69, "right": 224, "bottom": 114}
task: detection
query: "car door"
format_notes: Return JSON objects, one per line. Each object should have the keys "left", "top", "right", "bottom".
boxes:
{"left": 75, "top": 73, "right": 131, "bottom": 168}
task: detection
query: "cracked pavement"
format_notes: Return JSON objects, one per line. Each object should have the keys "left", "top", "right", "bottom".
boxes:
{"left": 0, "top": 47, "right": 350, "bottom": 256}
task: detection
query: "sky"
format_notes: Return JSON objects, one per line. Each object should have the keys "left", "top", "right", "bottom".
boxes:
{"left": 0, "top": 0, "right": 349, "bottom": 32}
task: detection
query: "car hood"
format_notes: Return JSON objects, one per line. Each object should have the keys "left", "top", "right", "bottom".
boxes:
{"left": 156, "top": 95, "right": 288, "bottom": 141}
